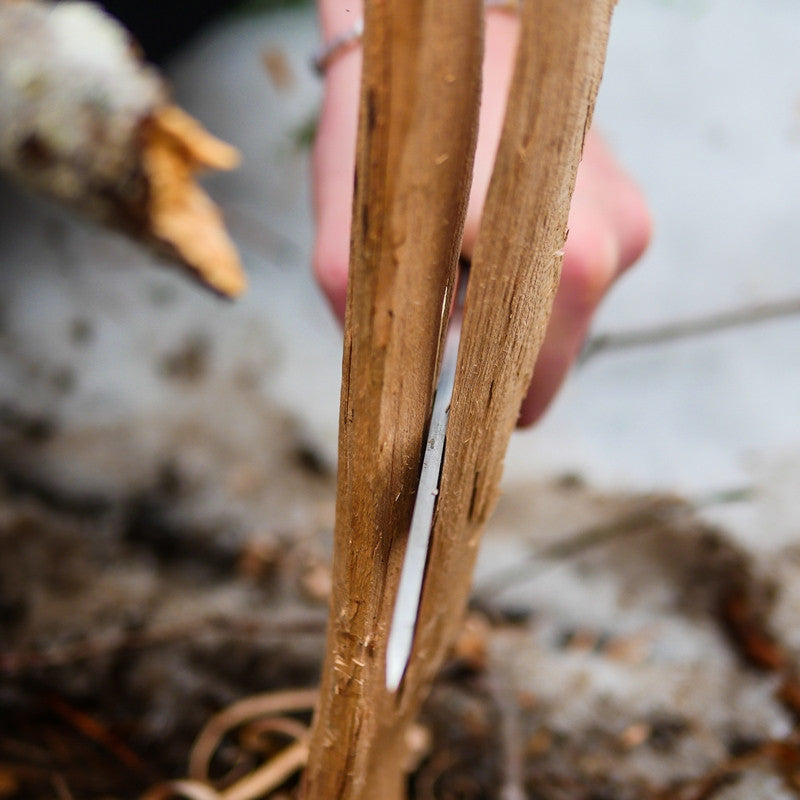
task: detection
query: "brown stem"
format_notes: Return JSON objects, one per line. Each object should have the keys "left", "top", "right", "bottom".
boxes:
{"left": 400, "top": 0, "right": 617, "bottom": 722}
{"left": 303, "top": 0, "right": 617, "bottom": 796}
{"left": 301, "top": 1, "right": 483, "bottom": 798}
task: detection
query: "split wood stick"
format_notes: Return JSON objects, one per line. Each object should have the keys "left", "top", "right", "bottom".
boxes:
{"left": 300, "top": 1, "right": 483, "bottom": 798}
{"left": 0, "top": 0, "right": 245, "bottom": 297}
{"left": 401, "top": 0, "right": 617, "bottom": 716}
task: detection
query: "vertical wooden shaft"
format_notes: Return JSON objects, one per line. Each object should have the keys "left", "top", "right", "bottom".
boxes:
{"left": 303, "top": 0, "right": 617, "bottom": 796}
{"left": 301, "top": 1, "right": 483, "bottom": 798}
{"left": 400, "top": 0, "right": 617, "bottom": 719}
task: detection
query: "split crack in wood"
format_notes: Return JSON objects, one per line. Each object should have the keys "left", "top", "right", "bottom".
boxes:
{"left": 301, "top": 1, "right": 618, "bottom": 798}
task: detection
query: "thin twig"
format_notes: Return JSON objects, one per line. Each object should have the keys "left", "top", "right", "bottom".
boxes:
{"left": 474, "top": 496, "right": 686, "bottom": 602}
{"left": 475, "top": 483, "right": 759, "bottom": 606}
{"left": 143, "top": 690, "right": 317, "bottom": 800}
{"left": 580, "top": 295, "right": 800, "bottom": 365}
{"left": 188, "top": 689, "right": 317, "bottom": 782}
{"left": 219, "top": 740, "right": 308, "bottom": 800}
{"left": 46, "top": 695, "right": 151, "bottom": 777}
{"left": 484, "top": 666, "right": 526, "bottom": 800}
{"left": 50, "top": 774, "right": 76, "bottom": 800}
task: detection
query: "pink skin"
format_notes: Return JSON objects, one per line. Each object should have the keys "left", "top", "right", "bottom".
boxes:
{"left": 312, "top": 5, "right": 652, "bottom": 426}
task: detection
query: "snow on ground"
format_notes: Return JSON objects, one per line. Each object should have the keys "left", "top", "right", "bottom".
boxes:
{"left": 507, "top": 0, "right": 800, "bottom": 513}
{"left": 172, "top": 0, "right": 800, "bottom": 546}
{"left": 1, "top": 1, "right": 798, "bottom": 556}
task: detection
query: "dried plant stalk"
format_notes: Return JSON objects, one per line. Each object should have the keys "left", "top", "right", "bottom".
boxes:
{"left": 403, "top": 0, "right": 617, "bottom": 715}
{"left": 300, "top": 0, "right": 483, "bottom": 798}
{"left": 0, "top": 0, "right": 245, "bottom": 296}
{"left": 303, "top": 1, "right": 617, "bottom": 798}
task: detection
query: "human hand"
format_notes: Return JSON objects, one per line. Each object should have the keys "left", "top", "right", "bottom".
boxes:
{"left": 311, "top": 4, "right": 652, "bottom": 425}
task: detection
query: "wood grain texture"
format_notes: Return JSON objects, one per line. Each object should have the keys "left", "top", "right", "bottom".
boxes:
{"left": 402, "top": 0, "right": 617, "bottom": 715}
{"left": 301, "top": 1, "right": 483, "bottom": 798}
{"left": 303, "top": 0, "right": 617, "bottom": 796}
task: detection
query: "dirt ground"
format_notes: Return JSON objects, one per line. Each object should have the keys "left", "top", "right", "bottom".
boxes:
{"left": 3, "top": 386, "right": 800, "bottom": 799}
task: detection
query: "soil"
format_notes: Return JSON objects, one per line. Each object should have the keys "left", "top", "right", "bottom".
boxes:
{"left": 3, "top": 402, "right": 800, "bottom": 799}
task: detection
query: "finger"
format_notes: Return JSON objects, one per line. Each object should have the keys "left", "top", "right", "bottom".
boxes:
{"left": 314, "top": 5, "right": 519, "bottom": 315}
{"left": 518, "top": 133, "right": 652, "bottom": 426}
{"left": 568, "top": 132, "right": 654, "bottom": 273}
{"left": 311, "top": 8, "right": 362, "bottom": 321}
{"left": 517, "top": 214, "right": 618, "bottom": 426}
{"left": 461, "top": 10, "right": 519, "bottom": 259}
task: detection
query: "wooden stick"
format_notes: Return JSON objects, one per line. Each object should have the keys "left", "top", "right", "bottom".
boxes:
{"left": 300, "top": 1, "right": 483, "bottom": 798}
{"left": 303, "top": 0, "right": 616, "bottom": 796}
{"left": 402, "top": 0, "right": 617, "bottom": 715}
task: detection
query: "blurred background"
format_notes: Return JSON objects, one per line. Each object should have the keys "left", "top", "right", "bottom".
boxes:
{"left": 5, "top": 0, "right": 795, "bottom": 537}
{"left": 1, "top": 2, "right": 800, "bottom": 796}
{"left": 1, "top": 0, "right": 799, "bottom": 620}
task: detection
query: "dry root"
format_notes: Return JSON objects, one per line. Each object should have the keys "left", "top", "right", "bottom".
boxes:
{"left": 142, "top": 689, "right": 318, "bottom": 800}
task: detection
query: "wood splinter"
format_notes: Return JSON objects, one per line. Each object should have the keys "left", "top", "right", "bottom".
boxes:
{"left": 0, "top": 0, "right": 246, "bottom": 297}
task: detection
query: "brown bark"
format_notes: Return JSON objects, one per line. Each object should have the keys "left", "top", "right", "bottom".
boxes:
{"left": 300, "top": 0, "right": 483, "bottom": 798}
{"left": 307, "top": 0, "right": 617, "bottom": 797}
{"left": 401, "top": 0, "right": 617, "bottom": 719}
{"left": 0, "top": 0, "right": 245, "bottom": 297}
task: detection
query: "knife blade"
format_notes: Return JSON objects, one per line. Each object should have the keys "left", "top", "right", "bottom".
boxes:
{"left": 386, "top": 325, "right": 460, "bottom": 692}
